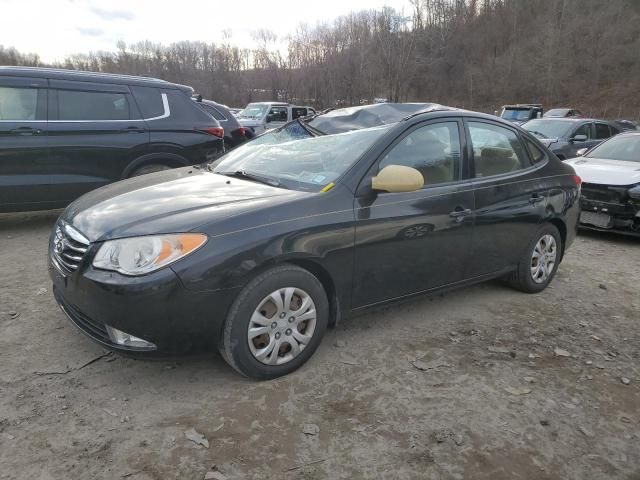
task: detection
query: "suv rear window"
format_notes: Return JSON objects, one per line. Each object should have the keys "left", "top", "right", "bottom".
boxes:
{"left": 203, "top": 104, "right": 226, "bottom": 121}
{"left": 58, "top": 90, "right": 134, "bottom": 121}
{"left": 130, "top": 86, "right": 164, "bottom": 119}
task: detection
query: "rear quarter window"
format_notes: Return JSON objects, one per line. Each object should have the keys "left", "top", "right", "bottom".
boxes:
{"left": 164, "top": 90, "right": 218, "bottom": 124}
{"left": 524, "top": 137, "right": 546, "bottom": 164}
{"left": 130, "top": 86, "right": 165, "bottom": 119}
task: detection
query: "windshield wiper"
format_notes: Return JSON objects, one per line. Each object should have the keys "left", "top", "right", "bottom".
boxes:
{"left": 217, "top": 169, "right": 283, "bottom": 188}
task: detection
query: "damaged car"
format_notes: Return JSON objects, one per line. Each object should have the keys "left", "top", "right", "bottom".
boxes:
{"left": 49, "top": 104, "right": 581, "bottom": 379}
{"left": 565, "top": 132, "right": 640, "bottom": 236}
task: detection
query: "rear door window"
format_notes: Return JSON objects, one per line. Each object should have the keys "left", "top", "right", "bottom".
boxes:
{"left": 292, "top": 107, "right": 307, "bottom": 119}
{"left": 468, "top": 122, "right": 529, "bottom": 177}
{"left": 0, "top": 86, "right": 40, "bottom": 120}
{"left": 594, "top": 123, "right": 612, "bottom": 139}
{"left": 57, "top": 90, "right": 135, "bottom": 121}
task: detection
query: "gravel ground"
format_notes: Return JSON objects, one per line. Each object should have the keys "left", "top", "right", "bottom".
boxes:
{"left": 0, "top": 210, "right": 639, "bottom": 480}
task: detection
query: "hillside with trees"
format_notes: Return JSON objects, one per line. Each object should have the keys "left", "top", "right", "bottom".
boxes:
{"left": 2, "top": 0, "right": 639, "bottom": 119}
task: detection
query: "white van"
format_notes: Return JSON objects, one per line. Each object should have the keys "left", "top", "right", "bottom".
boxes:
{"left": 237, "top": 102, "right": 316, "bottom": 137}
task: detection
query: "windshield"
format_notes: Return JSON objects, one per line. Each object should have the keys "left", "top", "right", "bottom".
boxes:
{"left": 250, "top": 120, "right": 314, "bottom": 145}
{"left": 586, "top": 135, "right": 640, "bottom": 162}
{"left": 238, "top": 103, "right": 269, "bottom": 120}
{"left": 500, "top": 109, "right": 533, "bottom": 121}
{"left": 212, "top": 125, "right": 390, "bottom": 191}
{"left": 523, "top": 119, "right": 573, "bottom": 139}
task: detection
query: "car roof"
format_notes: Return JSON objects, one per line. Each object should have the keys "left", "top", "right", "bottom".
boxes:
{"left": 246, "top": 101, "right": 288, "bottom": 106}
{"left": 0, "top": 66, "right": 191, "bottom": 91}
{"left": 528, "top": 117, "right": 609, "bottom": 124}
{"left": 503, "top": 104, "right": 543, "bottom": 109}
{"left": 545, "top": 108, "right": 576, "bottom": 114}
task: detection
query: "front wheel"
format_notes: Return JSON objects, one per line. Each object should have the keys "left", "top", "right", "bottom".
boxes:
{"left": 219, "top": 265, "right": 329, "bottom": 379}
{"left": 506, "top": 223, "right": 562, "bottom": 293}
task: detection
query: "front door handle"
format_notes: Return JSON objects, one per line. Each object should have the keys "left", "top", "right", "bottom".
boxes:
{"left": 529, "top": 194, "right": 545, "bottom": 204}
{"left": 10, "top": 127, "right": 41, "bottom": 136}
{"left": 449, "top": 207, "right": 472, "bottom": 218}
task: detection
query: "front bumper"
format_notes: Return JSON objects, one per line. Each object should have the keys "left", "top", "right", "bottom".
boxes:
{"left": 579, "top": 190, "right": 640, "bottom": 236}
{"left": 49, "top": 257, "right": 240, "bottom": 355}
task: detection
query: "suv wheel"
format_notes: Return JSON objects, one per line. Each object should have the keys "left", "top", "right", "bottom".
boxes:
{"left": 219, "top": 265, "right": 329, "bottom": 379}
{"left": 507, "top": 223, "right": 562, "bottom": 293}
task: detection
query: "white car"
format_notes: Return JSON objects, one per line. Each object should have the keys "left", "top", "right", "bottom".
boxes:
{"left": 236, "top": 102, "right": 316, "bottom": 137}
{"left": 565, "top": 132, "right": 640, "bottom": 236}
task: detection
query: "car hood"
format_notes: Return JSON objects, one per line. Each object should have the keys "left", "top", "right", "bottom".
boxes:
{"left": 565, "top": 157, "right": 640, "bottom": 186}
{"left": 62, "top": 167, "right": 300, "bottom": 242}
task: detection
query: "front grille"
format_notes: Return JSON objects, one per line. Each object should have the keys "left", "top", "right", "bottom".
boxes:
{"left": 52, "top": 222, "right": 90, "bottom": 274}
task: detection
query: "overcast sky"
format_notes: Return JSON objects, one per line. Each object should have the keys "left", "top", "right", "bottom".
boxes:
{"left": 1, "top": 0, "right": 413, "bottom": 62}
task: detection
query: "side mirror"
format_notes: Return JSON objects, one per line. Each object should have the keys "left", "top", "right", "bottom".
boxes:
{"left": 371, "top": 165, "right": 424, "bottom": 193}
{"left": 494, "top": 110, "right": 499, "bottom": 116}
{"left": 576, "top": 148, "right": 588, "bottom": 156}
{"left": 571, "top": 134, "right": 588, "bottom": 142}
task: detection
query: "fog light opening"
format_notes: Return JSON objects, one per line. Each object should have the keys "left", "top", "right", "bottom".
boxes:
{"left": 106, "top": 325, "right": 156, "bottom": 350}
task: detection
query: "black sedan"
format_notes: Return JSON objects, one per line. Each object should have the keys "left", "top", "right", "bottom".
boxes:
{"left": 49, "top": 107, "right": 581, "bottom": 379}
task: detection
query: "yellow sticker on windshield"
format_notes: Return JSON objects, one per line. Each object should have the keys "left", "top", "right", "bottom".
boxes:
{"left": 321, "top": 182, "right": 335, "bottom": 193}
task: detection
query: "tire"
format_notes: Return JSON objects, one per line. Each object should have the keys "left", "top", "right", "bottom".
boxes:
{"left": 128, "top": 163, "right": 172, "bottom": 177}
{"left": 219, "top": 265, "right": 329, "bottom": 380}
{"left": 507, "top": 223, "right": 562, "bottom": 293}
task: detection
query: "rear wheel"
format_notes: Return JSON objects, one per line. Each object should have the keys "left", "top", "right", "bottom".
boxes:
{"left": 219, "top": 265, "right": 329, "bottom": 379}
{"left": 507, "top": 223, "right": 562, "bottom": 293}
{"left": 128, "top": 163, "right": 172, "bottom": 177}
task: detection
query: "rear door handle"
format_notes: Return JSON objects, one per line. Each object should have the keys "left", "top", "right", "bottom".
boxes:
{"left": 529, "top": 194, "right": 545, "bottom": 204}
{"left": 10, "top": 127, "right": 41, "bottom": 136}
{"left": 449, "top": 208, "right": 472, "bottom": 218}
{"left": 120, "top": 126, "right": 146, "bottom": 133}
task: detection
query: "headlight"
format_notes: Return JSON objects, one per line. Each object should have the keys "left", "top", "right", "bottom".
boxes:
{"left": 93, "top": 233, "right": 207, "bottom": 276}
{"left": 629, "top": 184, "right": 640, "bottom": 201}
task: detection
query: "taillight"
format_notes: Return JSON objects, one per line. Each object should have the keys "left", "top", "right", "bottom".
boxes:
{"left": 238, "top": 127, "right": 246, "bottom": 136}
{"left": 573, "top": 175, "right": 582, "bottom": 186}
{"left": 201, "top": 127, "right": 224, "bottom": 138}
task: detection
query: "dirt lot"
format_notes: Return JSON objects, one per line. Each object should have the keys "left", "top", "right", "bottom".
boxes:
{"left": 0, "top": 210, "right": 638, "bottom": 480}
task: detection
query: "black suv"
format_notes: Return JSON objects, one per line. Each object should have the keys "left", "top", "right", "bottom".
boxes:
{"left": 0, "top": 67, "right": 224, "bottom": 212}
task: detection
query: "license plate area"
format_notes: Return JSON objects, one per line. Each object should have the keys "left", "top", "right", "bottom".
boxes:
{"left": 580, "top": 211, "right": 612, "bottom": 228}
